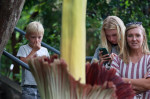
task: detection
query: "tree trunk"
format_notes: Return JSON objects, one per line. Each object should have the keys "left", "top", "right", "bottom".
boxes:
{"left": 11, "top": 32, "right": 20, "bottom": 81}
{"left": 0, "top": 0, "right": 25, "bottom": 59}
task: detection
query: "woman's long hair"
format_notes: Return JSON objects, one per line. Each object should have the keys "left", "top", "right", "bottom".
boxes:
{"left": 100, "top": 16, "right": 125, "bottom": 54}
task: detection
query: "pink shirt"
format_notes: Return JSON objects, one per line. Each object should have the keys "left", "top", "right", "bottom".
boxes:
{"left": 111, "top": 55, "right": 150, "bottom": 99}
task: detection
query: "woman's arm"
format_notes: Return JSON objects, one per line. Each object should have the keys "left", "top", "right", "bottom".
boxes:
{"left": 123, "top": 78, "right": 150, "bottom": 94}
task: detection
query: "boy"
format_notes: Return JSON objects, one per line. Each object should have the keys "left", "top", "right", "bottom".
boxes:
{"left": 17, "top": 21, "right": 50, "bottom": 99}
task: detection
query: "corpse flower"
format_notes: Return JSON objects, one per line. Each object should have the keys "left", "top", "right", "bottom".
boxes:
{"left": 28, "top": 55, "right": 135, "bottom": 99}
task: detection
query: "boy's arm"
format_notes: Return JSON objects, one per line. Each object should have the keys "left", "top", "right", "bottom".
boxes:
{"left": 20, "top": 50, "right": 37, "bottom": 63}
{"left": 21, "top": 41, "right": 41, "bottom": 63}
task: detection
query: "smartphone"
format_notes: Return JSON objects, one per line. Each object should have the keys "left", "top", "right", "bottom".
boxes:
{"left": 99, "top": 48, "right": 109, "bottom": 55}
{"left": 99, "top": 48, "right": 110, "bottom": 64}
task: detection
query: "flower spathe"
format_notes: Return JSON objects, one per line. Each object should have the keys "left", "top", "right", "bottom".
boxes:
{"left": 61, "top": 0, "right": 87, "bottom": 83}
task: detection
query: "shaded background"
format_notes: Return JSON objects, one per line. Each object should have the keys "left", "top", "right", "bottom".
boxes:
{"left": 1, "top": 0, "right": 150, "bottom": 83}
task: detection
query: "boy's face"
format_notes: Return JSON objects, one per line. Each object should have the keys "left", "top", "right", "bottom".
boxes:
{"left": 26, "top": 33, "right": 43, "bottom": 47}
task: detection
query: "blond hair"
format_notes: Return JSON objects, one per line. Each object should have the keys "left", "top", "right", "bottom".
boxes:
{"left": 26, "top": 21, "right": 44, "bottom": 36}
{"left": 121, "top": 23, "right": 150, "bottom": 64}
{"left": 100, "top": 16, "right": 125, "bottom": 54}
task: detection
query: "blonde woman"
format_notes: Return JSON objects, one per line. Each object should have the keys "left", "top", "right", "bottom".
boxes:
{"left": 91, "top": 16, "right": 125, "bottom": 66}
{"left": 111, "top": 22, "right": 150, "bottom": 98}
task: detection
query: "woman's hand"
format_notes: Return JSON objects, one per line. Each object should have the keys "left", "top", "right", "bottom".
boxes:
{"left": 99, "top": 51, "right": 111, "bottom": 64}
{"left": 110, "top": 53, "right": 117, "bottom": 61}
{"left": 122, "top": 78, "right": 148, "bottom": 94}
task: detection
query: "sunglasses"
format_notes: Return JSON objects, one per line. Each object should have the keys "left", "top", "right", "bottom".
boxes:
{"left": 126, "top": 22, "right": 142, "bottom": 27}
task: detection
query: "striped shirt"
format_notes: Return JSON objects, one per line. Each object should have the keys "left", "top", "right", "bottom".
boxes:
{"left": 111, "top": 55, "right": 150, "bottom": 99}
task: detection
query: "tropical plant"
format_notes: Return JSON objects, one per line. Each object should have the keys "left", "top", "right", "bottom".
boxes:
{"left": 28, "top": 55, "right": 135, "bottom": 99}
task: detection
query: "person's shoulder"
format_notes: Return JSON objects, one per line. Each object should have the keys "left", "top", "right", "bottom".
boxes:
{"left": 17, "top": 44, "right": 29, "bottom": 57}
{"left": 92, "top": 45, "right": 100, "bottom": 54}
{"left": 95, "top": 45, "right": 100, "bottom": 50}
{"left": 145, "top": 54, "right": 150, "bottom": 58}
{"left": 97, "top": 44, "right": 101, "bottom": 48}
{"left": 18, "top": 44, "right": 28, "bottom": 49}
{"left": 41, "top": 46, "right": 48, "bottom": 50}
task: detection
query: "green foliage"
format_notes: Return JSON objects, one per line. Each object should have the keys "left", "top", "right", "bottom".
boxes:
{"left": 86, "top": 0, "right": 150, "bottom": 55}
{"left": 0, "top": 56, "right": 12, "bottom": 76}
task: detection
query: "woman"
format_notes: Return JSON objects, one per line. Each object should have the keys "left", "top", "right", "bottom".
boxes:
{"left": 111, "top": 22, "right": 150, "bottom": 98}
{"left": 91, "top": 16, "right": 125, "bottom": 66}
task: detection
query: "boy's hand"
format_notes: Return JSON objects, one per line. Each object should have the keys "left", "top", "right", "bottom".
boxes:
{"left": 33, "top": 41, "right": 41, "bottom": 51}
